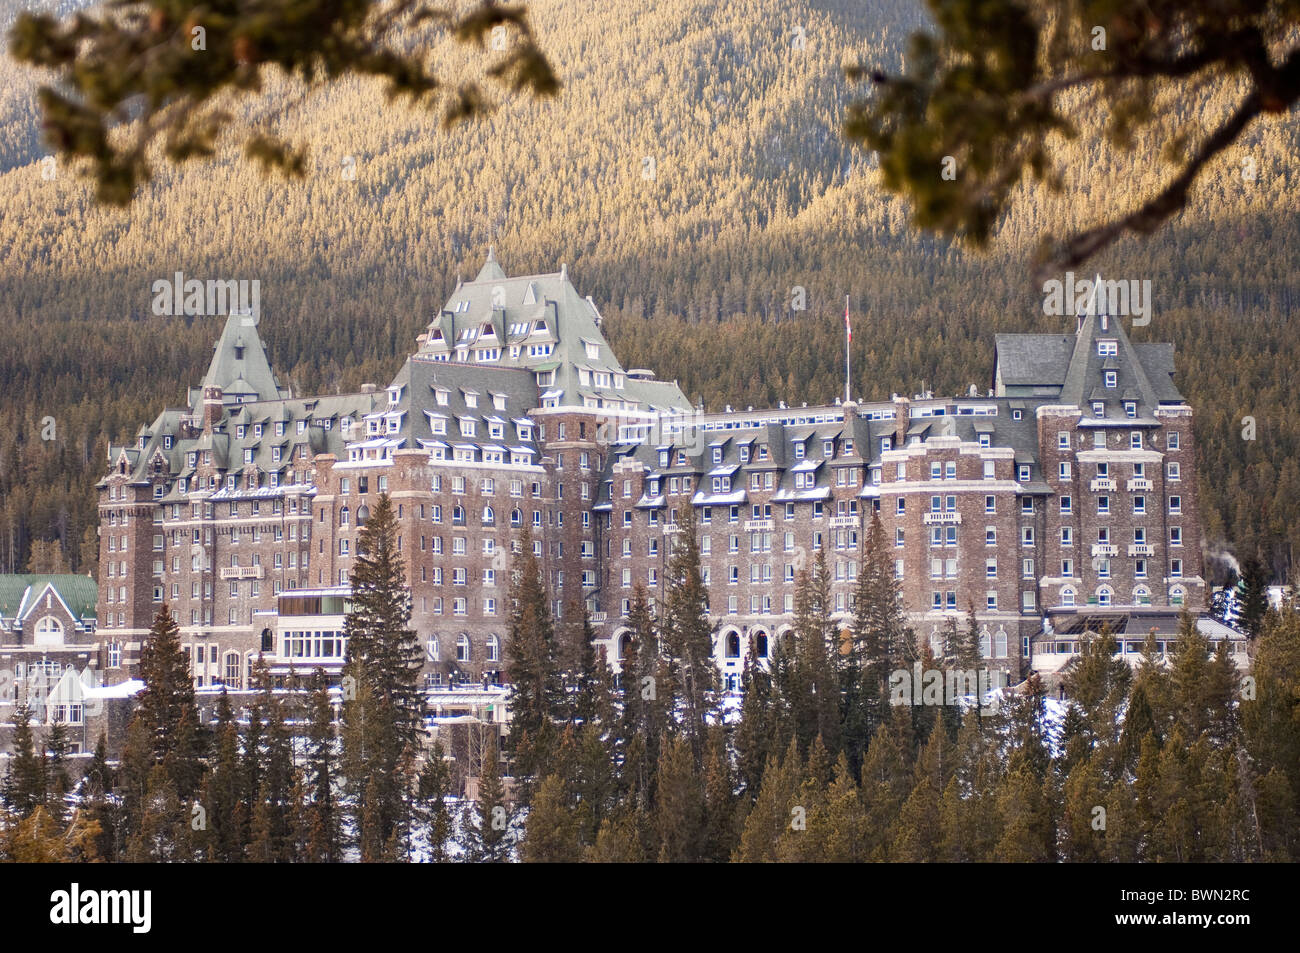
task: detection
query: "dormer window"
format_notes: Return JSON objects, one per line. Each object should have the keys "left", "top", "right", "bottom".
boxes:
{"left": 823, "top": 440, "right": 834, "bottom": 457}
{"left": 389, "top": 388, "right": 401, "bottom": 405}
{"left": 237, "top": 425, "right": 246, "bottom": 439}
{"left": 585, "top": 342, "right": 600, "bottom": 360}
{"left": 254, "top": 424, "right": 263, "bottom": 437}
{"left": 659, "top": 450, "right": 669, "bottom": 467}
{"left": 493, "top": 393, "right": 506, "bottom": 411}
{"left": 1124, "top": 402, "right": 1137, "bottom": 418}
{"left": 1098, "top": 339, "right": 1118, "bottom": 356}
{"left": 793, "top": 441, "right": 805, "bottom": 460}
{"left": 1104, "top": 371, "right": 1117, "bottom": 388}
{"left": 164, "top": 435, "right": 173, "bottom": 449}
{"left": 1092, "top": 401, "right": 1105, "bottom": 417}
{"left": 434, "top": 388, "right": 449, "bottom": 406}
{"left": 712, "top": 447, "right": 723, "bottom": 463}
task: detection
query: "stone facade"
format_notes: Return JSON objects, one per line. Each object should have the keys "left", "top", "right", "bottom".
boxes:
{"left": 97, "top": 255, "right": 1206, "bottom": 696}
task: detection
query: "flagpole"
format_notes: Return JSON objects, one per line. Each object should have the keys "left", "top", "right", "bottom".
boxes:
{"left": 844, "top": 294, "right": 852, "bottom": 405}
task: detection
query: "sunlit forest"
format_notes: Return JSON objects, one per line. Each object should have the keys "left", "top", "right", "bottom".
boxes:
{"left": 0, "top": 0, "right": 1296, "bottom": 582}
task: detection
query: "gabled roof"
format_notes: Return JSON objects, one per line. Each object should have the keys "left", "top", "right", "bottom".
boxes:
{"left": 0, "top": 574, "right": 98, "bottom": 622}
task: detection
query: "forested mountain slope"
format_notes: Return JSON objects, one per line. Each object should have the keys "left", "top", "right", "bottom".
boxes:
{"left": 0, "top": 0, "right": 1295, "bottom": 579}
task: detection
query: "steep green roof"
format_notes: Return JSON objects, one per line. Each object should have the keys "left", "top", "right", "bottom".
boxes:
{"left": 0, "top": 574, "right": 98, "bottom": 622}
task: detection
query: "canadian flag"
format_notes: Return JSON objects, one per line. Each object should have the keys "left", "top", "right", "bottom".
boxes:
{"left": 845, "top": 298, "right": 852, "bottom": 343}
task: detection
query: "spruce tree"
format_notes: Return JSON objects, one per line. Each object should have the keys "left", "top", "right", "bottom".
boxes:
{"left": 414, "top": 741, "right": 453, "bottom": 863}
{"left": 653, "top": 734, "right": 707, "bottom": 862}
{"left": 202, "top": 689, "right": 245, "bottom": 862}
{"left": 132, "top": 603, "right": 206, "bottom": 798}
{"left": 341, "top": 493, "right": 424, "bottom": 856}
{"left": 3, "top": 702, "right": 45, "bottom": 817}
{"left": 659, "top": 504, "right": 716, "bottom": 768}
{"left": 505, "top": 525, "right": 562, "bottom": 799}
{"left": 303, "top": 670, "right": 340, "bottom": 863}
{"left": 521, "top": 773, "right": 582, "bottom": 862}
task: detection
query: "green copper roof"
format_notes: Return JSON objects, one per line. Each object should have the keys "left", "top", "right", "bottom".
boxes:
{"left": 0, "top": 574, "right": 98, "bottom": 622}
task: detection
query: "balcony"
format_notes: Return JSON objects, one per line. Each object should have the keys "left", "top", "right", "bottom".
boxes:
{"left": 1091, "top": 544, "right": 1118, "bottom": 557}
{"left": 1128, "top": 544, "right": 1154, "bottom": 556}
{"left": 922, "top": 512, "right": 962, "bottom": 525}
{"left": 743, "top": 519, "right": 774, "bottom": 532}
{"left": 1127, "top": 478, "right": 1153, "bottom": 491}
{"left": 829, "top": 516, "right": 859, "bottom": 528}
{"left": 1090, "top": 478, "right": 1116, "bottom": 491}
{"left": 219, "top": 565, "right": 265, "bottom": 580}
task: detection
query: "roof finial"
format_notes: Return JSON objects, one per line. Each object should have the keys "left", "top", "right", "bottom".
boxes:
{"left": 486, "top": 244, "right": 497, "bottom": 263}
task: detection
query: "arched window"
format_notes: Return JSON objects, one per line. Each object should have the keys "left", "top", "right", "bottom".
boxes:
{"left": 453, "top": 505, "right": 465, "bottom": 525}
{"left": 456, "top": 633, "right": 470, "bottom": 662}
{"left": 483, "top": 505, "right": 495, "bottom": 525}
{"left": 34, "top": 616, "right": 64, "bottom": 647}
{"left": 724, "top": 631, "right": 741, "bottom": 658}
{"left": 261, "top": 628, "right": 274, "bottom": 652}
{"left": 993, "top": 628, "right": 1008, "bottom": 659}
{"left": 618, "top": 631, "right": 633, "bottom": 661}
{"left": 224, "top": 652, "right": 243, "bottom": 690}
{"left": 1097, "top": 586, "right": 1113, "bottom": 607}
{"left": 426, "top": 637, "right": 440, "bottom": 661}
{"left": 339, "top": 506, "right": 349, "bottom": 527}
{"left": 754, "top": 632, "right": 769, "bottom": 658}
{"left": 486, "top": 634, "right": 500, "bottom": 662}
{"left": 930, "top": 628, "right": 945, "bottom": 657}
{"left": 510, "top": 508, "right": 523, "bottom": 527}
{"left": 1170, "top": 585, "right": 1185, "bottom": 605}
{"left": 1061, "top": 588, "right": 1076, "bottom": 608}
{"left": 356, "top": 504, "right": 370, "bottom": 526}
{"left": 978, "top": 627, "right": 990, "bottom": 658}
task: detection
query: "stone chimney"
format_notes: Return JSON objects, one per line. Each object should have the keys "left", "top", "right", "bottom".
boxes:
{"left": 202, "top": 386, "right": 224, "bottom": 431}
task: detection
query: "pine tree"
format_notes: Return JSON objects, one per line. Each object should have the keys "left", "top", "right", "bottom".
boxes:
{"left": 787, "top": 552, "right": 841, "bottom": 757}
{"left": 341, "top": 494, "right": 424, "bottom": 856}
{"left": 521, "top": 773, "right": 582, "bottom": 862}
{"left": 132, "top": 604, "right": 206, "bottom": 798}
{"left": 202, "top": 689, "right": 245, "bottom": 862}
{"left": 654, "top": 734, "right": 707, "bottom": 862}
{"left": 735, "top": 736, "right": 801, "bottom": 863}
{"left": 505, "top": 524, "right": 562, "bottom": 800}
{"left": 1238, "top": 555, "right": 1270, "bottom": 640}
{"left": 345, "top": 493, "right": 424, "bottom": 742}
{"left": 659, "top": 504, "right": 716, "bottom": 768}
{"left": 618, "top": 583, "right": 668, "bottom": 810}
{"left": 414, "top": 741, "right": 453, "bottom": 863}
{"left": 45, "top": 719, "right": 70, "bottom": 826}
{"left": 3, "top": 702, "right": 45, "bottom": 817}
{"left": 82, "top": 732, "right": 118, "bottom": 862}
{"left": 303, "top": 670, "right": 340, "bottom": 863}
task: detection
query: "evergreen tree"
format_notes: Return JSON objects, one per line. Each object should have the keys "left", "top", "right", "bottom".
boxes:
{"left": 521, "top": 773, "right": 582, "bottom": 863}
{"left": 414, "top": 741, "right": 453, "bottom": 863}
{"left": 303, "top": 670, "right": 341, "bottom": 863}
{"left": 659, "top": 504, "right": 717, "bottom": 768}
{"left": 132, "top": 604, "right": 206, "bottom": 798}
{"left": 505, "top": 525, "right": 562, "bottom": 800}
{"left": 202, "top": 689, "right": 245, "bottom": 862}
{"left": 1238, "top": 555, "right": 1270, "bottom": 640}
{"left": 3, "top": 702, "right": 45, "bottom": 817}
{"left": 654, "top": 734, "right": 707, "bottom": 863}
{"left": 341, "top": 494, "right": 425, "bottom": 856}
